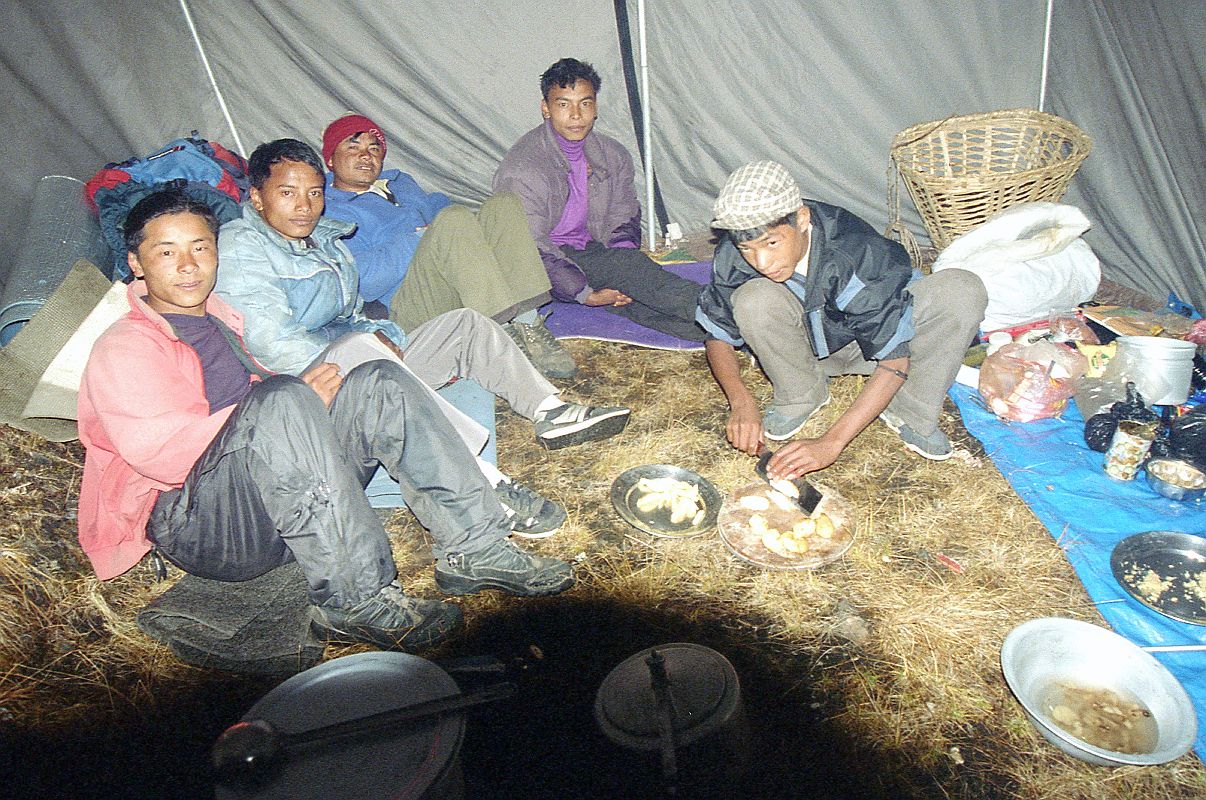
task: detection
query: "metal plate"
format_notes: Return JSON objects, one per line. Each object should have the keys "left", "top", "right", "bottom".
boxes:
{"left": 717, "top": 482, "right": 855, "bottom": 571}
{"left": 1110, "top": 531, "right": 1206, "bottom": 626}
{"left": 610, "top": 465, "right": 722, "bottom": 538}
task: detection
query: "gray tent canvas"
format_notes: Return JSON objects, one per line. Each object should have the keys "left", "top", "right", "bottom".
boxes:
{"left": 0, "top": 1, "right": 1201, "bottom": 313}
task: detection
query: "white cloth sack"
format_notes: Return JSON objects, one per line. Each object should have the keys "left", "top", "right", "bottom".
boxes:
{"left": 932, "top": 202, "right": 1101, "bottom": 331}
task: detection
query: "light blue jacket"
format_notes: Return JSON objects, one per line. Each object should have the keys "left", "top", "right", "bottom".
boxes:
{"left": 215, "top": 205, "right": 405, "bottom": 375}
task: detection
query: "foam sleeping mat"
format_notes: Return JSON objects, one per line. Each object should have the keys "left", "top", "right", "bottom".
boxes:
{"left": 541, "top": 261, "right": 710, "bottom": 350}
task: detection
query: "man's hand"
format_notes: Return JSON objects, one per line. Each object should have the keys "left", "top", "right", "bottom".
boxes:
{"left": 705, "top": 339, "right": 765, "bottom": 455}
{"left": 761, "top": 355, "right": 911, "bottom": 478}
{"left": 766, "top": 436, "right": 844, "bottom": 479}
{"left": 374, "top": 330, "right": 406, "bottom": 361}
{"left": 302, "top": 362, "right": 343, "bottom": 408}
{"left": 584, "top": 288, "right": 633, "bottom": 307}
{"left": 726, "top": 402, "right": 764, "bottom": 455}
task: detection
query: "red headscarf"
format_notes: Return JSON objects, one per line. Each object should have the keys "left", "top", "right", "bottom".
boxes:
{"left": 321, "top": 114, "right": 387, "bottom": 166}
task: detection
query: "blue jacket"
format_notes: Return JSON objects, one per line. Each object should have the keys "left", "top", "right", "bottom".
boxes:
{"left": 323, "top": 169, "right": 452, "bottom": 305}
{"left": 215, "top": 204, "right": 405, "bottom": 376}
{"left": 696, "top": 201, "right": 916, "bottom": 362}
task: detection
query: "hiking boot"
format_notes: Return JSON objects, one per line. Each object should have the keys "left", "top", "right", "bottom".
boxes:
{"left": 880, "top": 410, "right": 953, "bottom": 461}
{"left": 764, "top": 394, "right": 831, "bottom": 441}
{"left": 496, "top": 479, "right": 567, "bottom": 538}
{"left": 310, "top": 581, "right": 463, "bottom": 651}
{"left": 435, "top": 539, "right": 575, "bottom": 596}
{"left": 504, "top": 315, "right": 578, "bottom": 379}
{"left": 534, "top": 402, "right": 631, "bottom": 450}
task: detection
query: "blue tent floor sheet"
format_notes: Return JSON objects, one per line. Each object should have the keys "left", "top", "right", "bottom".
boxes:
{"left": 948, "top": 383, "right": 1206, "bottom": 761}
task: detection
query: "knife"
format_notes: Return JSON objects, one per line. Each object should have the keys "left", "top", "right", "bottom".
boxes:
{"left": 755, "top": 447, "right": 824, "bottom": 516}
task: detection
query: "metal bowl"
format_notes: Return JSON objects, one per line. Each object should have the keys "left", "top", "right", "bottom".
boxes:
{"left": 1145, "top": 459, "right": 1206, "bottom": 502}
{"left": 1000, "top": 618, "right": 1197, "bottom": 766}
{"left": 610, "top": 465, "right": 721, "bottom": 538}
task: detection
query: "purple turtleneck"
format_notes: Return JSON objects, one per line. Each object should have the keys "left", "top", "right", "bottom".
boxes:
{"left": 548, "top": 130, "right": 592, "bottom": 250}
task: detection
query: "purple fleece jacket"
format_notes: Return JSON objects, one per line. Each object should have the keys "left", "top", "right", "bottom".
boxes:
{"left": 492, "top": 121, "right": 642, "bottom": 302}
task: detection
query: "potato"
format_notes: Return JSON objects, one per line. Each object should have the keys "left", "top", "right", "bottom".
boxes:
{"left": 814, "top": 514, "right": 835, "bottom": 539}
{"left": 633, "top": 476, "right": 704, "bottom": 525}
{"left": 670, "top": 495, "right": 698, "bottom": 524}
{"left": 791, "top": 518, "right": 816, "bottom": 538}
{"left": 763, "top": 529, "right": 799, "bottom": 558}
{"left": 769, "top": 479, "right": 798, "bottom": 499}
{"left": 739, "top": 495, "right": 770, "bottom": 511}
{"left": 768, "top": 490, "right": 798, "bottom": 511}
{"left": 635, "top": 492, "right": 662, "bottom": 513}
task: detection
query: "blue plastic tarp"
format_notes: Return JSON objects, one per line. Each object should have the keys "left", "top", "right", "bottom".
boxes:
{"left": 949, "top": 383, "right": 1206, "bottom": 761}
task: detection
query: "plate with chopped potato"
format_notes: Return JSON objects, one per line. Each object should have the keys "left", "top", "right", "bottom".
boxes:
{"left": 1110, "top": 531, "right": 1206, "bottom": 626}
{"left": 718, "top": 482, "right": 855, "bottom": 570}
{"left": 610, "top": 465, "right": 723, "bottom": 537}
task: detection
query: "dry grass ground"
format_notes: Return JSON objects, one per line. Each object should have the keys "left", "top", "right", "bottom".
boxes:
{"left": 1, "top": 335, "right": 1204, "bottom": 798}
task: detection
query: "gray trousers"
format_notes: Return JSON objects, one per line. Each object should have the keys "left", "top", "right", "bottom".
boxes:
{"left": 731, "top": 269, "right": 987, "bottom": 435}
{"left": 402, "top": 307, "right": 557, "bottom": 420}
{"left": 148, "top": 364, "right": 510, "bottom": 609}
{"left": 567, "top": 241, "right": 707, "bottom": 342}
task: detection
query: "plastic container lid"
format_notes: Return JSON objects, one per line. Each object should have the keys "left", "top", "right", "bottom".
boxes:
{"left": 594, "top": 643, "right": 741, "bottom": 751}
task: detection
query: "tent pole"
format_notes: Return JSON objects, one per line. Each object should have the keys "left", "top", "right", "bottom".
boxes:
{"left": 178, "top": 0, "right": 247, "bottom": 156}
{"left": 1038, "top": 0, "right": 1054, "bottom": 111}
{"left": 637, "top": 0, "right": 657, "bottom": 248}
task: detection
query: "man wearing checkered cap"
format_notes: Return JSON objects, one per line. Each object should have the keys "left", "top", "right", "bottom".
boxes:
{"left": 697, "top": 160, "right": 986, "bottom": 475}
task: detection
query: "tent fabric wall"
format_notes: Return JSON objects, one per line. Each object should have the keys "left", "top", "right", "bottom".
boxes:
{"left": 0, "top": 1, "right": 227, "bottom": 283}
{"left": 633, "top": 0, "right": 1046, "bottom": 240}
{"left": 1050, "top": 0, "right": 1206, "bottom": 314}
{"left": 0, "top": 1, "right": 1200, "bottom": 314}
{"left": 188, "top": 0, "right": 638, "bottom": 206}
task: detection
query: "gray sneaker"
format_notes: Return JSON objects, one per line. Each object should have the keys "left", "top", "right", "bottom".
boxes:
{"left": 764, "top": 394, "right": 831, "bottom": 441}
{"left": 534, "top": 402, "right": 631, "bottom": 450}
{"left": 310, "top": 581, "right": 463, "bottom": 651}
{"left": 504, "top": 315, "right": 578, "bottom": 379}
{"left": 880, "top": 410, "right": 953, "bottom": 461}
{"left": 435, "top": 539, "right": 575, "bottom": 596}
{"left": 496, "top": 479, "right": 567, "bottom": 538}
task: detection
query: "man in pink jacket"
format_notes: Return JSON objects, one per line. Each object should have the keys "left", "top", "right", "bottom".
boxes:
{"left": 77, "top": 190, "right": 574, "bottom": 653}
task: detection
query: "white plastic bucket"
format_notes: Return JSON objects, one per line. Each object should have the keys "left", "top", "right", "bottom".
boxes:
{"left": 1115, "top": 336, "right": 1196, "bottom": 406}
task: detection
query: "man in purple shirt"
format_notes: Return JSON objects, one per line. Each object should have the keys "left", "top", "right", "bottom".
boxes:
{"left": 494, "top": 58, "right": 706, "bottom": 343}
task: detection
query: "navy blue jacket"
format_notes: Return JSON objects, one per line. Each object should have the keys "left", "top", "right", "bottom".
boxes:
{"left": 696, "top": 201, "right": 917, "bottom": 361}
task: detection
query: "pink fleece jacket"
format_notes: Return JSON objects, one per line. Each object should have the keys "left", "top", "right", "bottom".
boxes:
{"left": 76, "top": 282, "right": 259, "bottom": 579}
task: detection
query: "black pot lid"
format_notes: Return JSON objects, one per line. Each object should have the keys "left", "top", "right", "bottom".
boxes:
{"left": 595, "top": 643, "right": 739, "bottom": 744}
{"left": 215, "top": 651, "right": 464, "bottom": 800}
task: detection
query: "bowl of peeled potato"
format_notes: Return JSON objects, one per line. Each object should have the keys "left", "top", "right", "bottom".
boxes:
{"left": 610, "top": 465, "right": 723, "bottom": 538}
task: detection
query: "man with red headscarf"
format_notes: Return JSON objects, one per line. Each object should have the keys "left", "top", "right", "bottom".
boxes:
{"left": 321, "top": 113, "right": 577, "bottom": 379}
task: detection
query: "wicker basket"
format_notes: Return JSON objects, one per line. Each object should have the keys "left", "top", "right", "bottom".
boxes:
{"left": 889, "top": 108, "right": 1092, "bottom": 252}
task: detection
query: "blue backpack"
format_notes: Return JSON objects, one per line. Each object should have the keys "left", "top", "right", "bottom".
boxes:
{"left": 85, "top": 133, "right": 250, "bottom": 280}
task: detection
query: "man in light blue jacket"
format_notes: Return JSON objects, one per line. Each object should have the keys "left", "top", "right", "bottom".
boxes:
{"left": 216, "top": 139, "right": 631, "bottom": 537}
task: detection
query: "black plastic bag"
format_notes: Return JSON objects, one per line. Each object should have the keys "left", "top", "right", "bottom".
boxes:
{"left": 1167, "top": 406, "right": 1206, "bottom": 470}
{"left": 1082, "top": 382, "right": 1158, "bottom": 452}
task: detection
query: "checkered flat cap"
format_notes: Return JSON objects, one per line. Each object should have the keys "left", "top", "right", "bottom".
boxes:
{"left": 711, "top": 160, "right": 802, "bottom": 230}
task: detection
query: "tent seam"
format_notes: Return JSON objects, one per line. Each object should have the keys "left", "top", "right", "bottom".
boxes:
{"left": 178, "top": 0, "right": 246, "bottom": 157}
